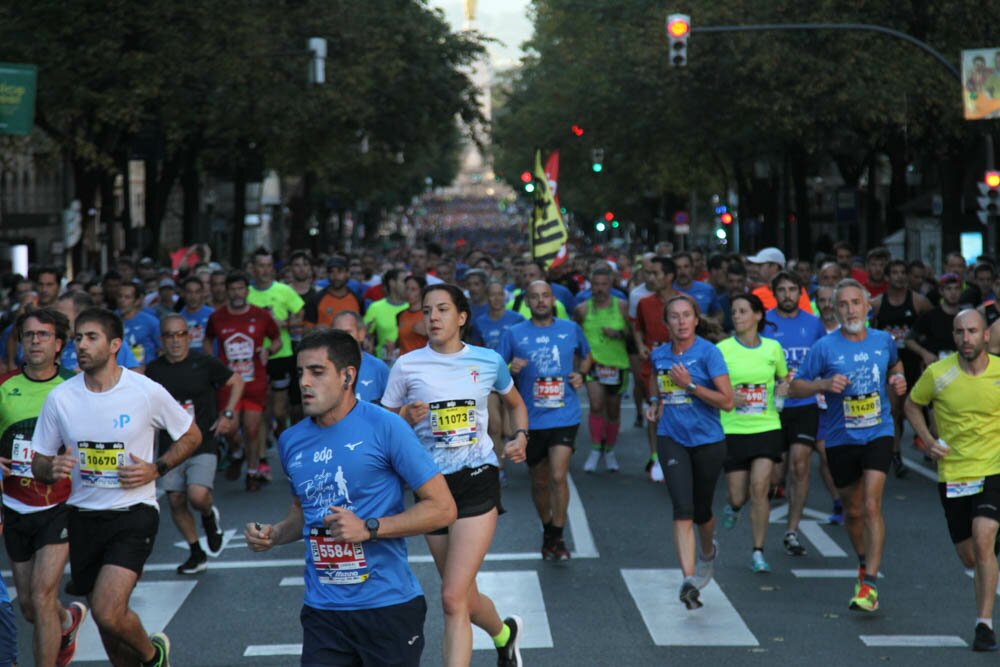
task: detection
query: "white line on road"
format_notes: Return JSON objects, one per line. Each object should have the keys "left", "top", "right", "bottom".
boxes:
{"left": 860, "top": 635, "right": 966, "bottom": 648}
{"left": 901, "top": 457, "right": 939, "bottom": 482}
{"left": 472, "top": 571, "right": 554, "bottom": 650}
{"left": 798, "top": 520, "right": 847, "bottom": 557}
{"left": 792, "top": 569, "right": 884, "bottom": 579}
{"left": 245, "top": 644, "right": 303, "bottom": 657}
{"left": 172, "top": 529, "right": 241, "bottom": 557}
{"left": 566, "top": 473, "right": 599, "bottom": 558}
{"left": 620, "top": 569, "right": 758, "bottom": 646}
{"left": 769, "top": 504, "right": 788, "bottom": 524}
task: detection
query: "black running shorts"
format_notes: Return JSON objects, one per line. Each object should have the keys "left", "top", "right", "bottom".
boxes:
{"left": 68, "top": 504, "right": 158, "bottom": 596}
{"left": 938, "top": 474, "right": 1000, "bottom": 544}
{"left": 427, "top": 464, "right": 503, "bottom": 535}
{"left": 825, "top": 437, "right": 894, "bottom": 489}
{"left": 526, "top": 425, "right": 579, "bottom": 468}
{"left": 3, "top": 503, "right": 70, "bottom": 563}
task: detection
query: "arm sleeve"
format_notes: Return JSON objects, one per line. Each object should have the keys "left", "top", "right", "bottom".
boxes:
{"left": 380, "top": 359, "right": 407, "bottom": 409}
{"left": 908, "top": 365, "right": 935, "bottom": 406}
{"left": 287, "top": 288, "right": 306, "bottom": 315}
{"left": 30, "top": 393, "right": 64, "bottom": 457}
{"left": 149, "top": 382, "right": 195, "bottom": 440}
{"left": 887, "top": 332, "right": 899, "bottom": 367}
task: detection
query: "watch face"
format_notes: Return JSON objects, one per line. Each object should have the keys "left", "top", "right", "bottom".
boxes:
{"left": 366, "top": 518, "right": 379, "bottom": 530}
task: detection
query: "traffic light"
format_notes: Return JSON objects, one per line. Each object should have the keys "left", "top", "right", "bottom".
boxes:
{"left": 591, "top": 148, "right": 604, "bottom": 173}
{"left": 715, "top": 228, "right": 727, "bottom": 240}
{"left": 524, "top": 182, "right": 535, "bottom": 193}
{"left": 720, "top": 212, "right": 733, "bottom": 225}
{"left": 520, "top": 171, "right": 532, "bottom": 183}
{"left": 595, "top": 221, "right": 607, "bottom": 232}
{"left": 571, "top": 124, "right": 585, "bottom": 137}
{"left": 604, "top": 211, "right": 614, "bottom": 222}
{"left": 979, "top": 170, "right": 1000, "bottom": 224}
{"left": 666, "top": 14, "right": 690, "bottom": 67}
{"left": 611, "top": 220, "right": 620, "bottom": 229}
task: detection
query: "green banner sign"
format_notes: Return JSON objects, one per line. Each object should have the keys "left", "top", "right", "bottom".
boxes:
{"left": 0, "top": 63, "right": 37, "bottom": 136}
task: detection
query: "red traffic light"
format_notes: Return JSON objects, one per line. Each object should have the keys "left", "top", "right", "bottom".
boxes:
{"left": 604, "top": 211, "right": 614, "bottom": 222}
{"left": 571, "top": 124, "right": 585, "bottom": 137}
{"left": 720, "top": 212, "right": 733, "bottom": 224}
{"left": 986, "top": 171, "right": 1000, "bottom": 188}
{"left": 667, "top": 17, "right": 690, "bottom": 38}
{"left": 520, "top": 171, "right": 532, "bottom": 183}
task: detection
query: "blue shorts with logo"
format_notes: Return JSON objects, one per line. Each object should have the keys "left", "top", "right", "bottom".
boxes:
{"left": 300, "top": 595, "right": 426, "bottom": 666}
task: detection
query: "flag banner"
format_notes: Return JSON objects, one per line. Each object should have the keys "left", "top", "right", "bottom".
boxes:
{"left": 530, "top": 149, "right": 568, "bottom": 269}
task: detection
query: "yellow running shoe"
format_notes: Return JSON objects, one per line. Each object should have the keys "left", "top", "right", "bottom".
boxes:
{"left": 850, "top": 582, "right": 878, "bottom": 612}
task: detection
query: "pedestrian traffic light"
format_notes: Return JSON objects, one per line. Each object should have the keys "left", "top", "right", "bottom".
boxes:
{"left": 520, "top": 171, "right": 532, "bottom": 183}
{"left": 591, "top": 148, "right": 604, "bottom": 173}
{"left": 978, "top": 170, "right": 1000, "bottom": 223}
{"left": 715, "top": 228, "right": 727, "bottom": 240}
{"left": 720, "top": 212, "right": 733, "bottom": 225}
{"left": 571, "top": 124, "right": 585, "bottom": 137}
{"left": 524, "top": 182, "right": 535, "bottom": 193}
{"left": 611, "top": 220, "right": 620, "bottom": 229}
{"left": 666, "top": 14, "right": 690, "bottom": 67}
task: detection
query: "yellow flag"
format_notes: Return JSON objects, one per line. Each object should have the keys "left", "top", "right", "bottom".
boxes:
{"left": 530, "top": 149, "right": 568, "bottom": 269}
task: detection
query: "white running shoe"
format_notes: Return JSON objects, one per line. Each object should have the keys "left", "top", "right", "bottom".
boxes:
{"left": 604, "top": 450, "right": 620, "bottom": 472}
{"left": 650, "top": 460, "right": 665, "bottom": 483}
{"left": 583, "top": 449, "right": 603, "bottom": 473}
{"left": 693, "top": 540, "right": 718, "bottom": 589}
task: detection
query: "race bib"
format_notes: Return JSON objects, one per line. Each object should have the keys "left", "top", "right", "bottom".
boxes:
{"left": 887, "top": 325, "right": 909, "bottom": 349}
{"left": 308, "top": 527, "right": 368, "bottom": 585}
{"left": 843, "top": 392, "right": 881, "bottom": 429}
{"left": 180, "top": 399, "right": 195, "bottom": 418}
{"left": 595, "top": 365, "right": 621, "bottom": 386}
{"left": 10, "top": 433, "right": 34, "bottom": 478}
{"left": 131, "top": 344, "right": 145, "bottom": 364}
{"left": 78, "top": 441, "right": 126, "bottom": 488}
{"left": 224, "top": 336, "right": 256, "bottom": 382}
{"left": 429, "top": 399, "right": 477, "bottom": 447}
{"left": 735, "top": 383, "right": 768, "bottom": 415}
{"left": 533, "top": 377, "right": 565, "bottom": 409}
{"left": 657, "top": 372, "right": 690, "bottom": 406}
{"left": 946, "top": 478, "right": 985, "bottom": 498}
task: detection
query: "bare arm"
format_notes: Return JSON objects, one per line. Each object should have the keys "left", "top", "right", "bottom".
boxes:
{"left": 246, "top": 497, "right": 306, "bottom": 550}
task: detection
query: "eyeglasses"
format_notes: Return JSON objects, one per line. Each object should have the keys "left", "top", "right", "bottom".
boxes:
{"left": 162, "top": 331, "right": 189, "bottom": 340}
{"left": 22, "top": 330, "right": 54, "bottom": 341}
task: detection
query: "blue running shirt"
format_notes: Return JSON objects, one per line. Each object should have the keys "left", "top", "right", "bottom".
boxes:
{"left": 279, "top": 401, "right": 438, "bottom": 611}
{"left": 473, "top": 310, "right": 525, "bottom": 351}
{"left": 651, "top": 336, "right": 729, "bottom": 446}
{"left": 763, "top": 308, "right": 827, "bottom": 408}
{"left": 497, "top": 319, "right": 590, "bottom": 430}
{"left": 355, "top": 351, "right": 389, "bottom": 404}
{"left": 382, "top": 344, "right": 513, "bottom": 474}
{"left": 674, "top": 280, "right": 721, "bottom": 315}
{"left": 121, "top": 311, "right": 161, "bottom": 364}
{"left": 796, "top": 329, "right": 898, "bottom": 447}
{"left": 181, "top": 305, "right": 214, "bottom": 349}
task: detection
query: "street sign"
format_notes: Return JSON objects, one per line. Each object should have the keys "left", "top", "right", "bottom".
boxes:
{"left": 674, "top": 224, "right": 690, "bottom": 234}
{"left": 0, "top": 63, "right": 37, "bottom": 136}
{"left": 673, "top": 210, "right": 689, "bottom": 225}
{"left": 962, "top": 48, "right": 1000, "bottom": 120}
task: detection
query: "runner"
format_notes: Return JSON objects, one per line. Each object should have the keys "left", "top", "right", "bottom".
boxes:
{"left": 718, "top": 294, "right": 788, "bottom": 573}
{"left": 395, "top": 276, "right": 428, "bottom": 356}
{"left": 330, "top": 311, "right": 389, "bottom": 404}
{"left": 303, "top": 256, "right": 362, "bottom": 330}
{"left": 747, "top": 248, "right": 812, "bottom": 311}
{"left": 814, "top": 285, "right": 840, "bottom": 334}
{"left": 382, "top": 284, "right": 529, "bottom": 666}
{"left": 464, "top": 269, "right": 490, "bottom": 322}
{"left": 499, "top": 279, "right": 590, "bottom": 560}
{"left": 790, "top": 279, "right": 907, "bottom": 612}
{"left": 673, "top": 252, "right": 722, "bottom": 321}
{"left": 31, "top": 307, "right": 201, "bottom": 667}
{"left": 904, "top": 309, "right": 1000, "bottom": 651}
{"left": 861, "top": 247, "right": 891, "bottom": 298}
{"left": 505, "top": 261, "right": 570, "bottom": 320}
{"left": 244, "top": 328, "right": 456, "bottom": 666}
{"left": 0, "top": 308, "right": 86, "bottom": 667}
{"left": 363, "top": 269, "right": 408, "bottom": 361}
{"left": 908, "top": 272, "right": 963, "bottom": 365}
{"left": 178, "top": 277, "right": 214, "bottom": 351}
{"left": 763, "top": 271, "right": 834, "bottom": 557}
{"left": 574, "top": 267, "right": 630, "bottom": 473}
{"left": 56, "top": 292, "right": 141, "bottom": 373}
{"left": 204, "top": 271, "right": 282, "bottom": 491}
{"left": 116, "top": 282, "right": 160, "bottom": 372}
{"left": 208, "top": 270, "right": 227, "bottom": 310}
{"left": 644, "top": 295, "right": 733, "bottom": 609}
{"left": 146, "top": 314, "right": 243, "bottom": 574}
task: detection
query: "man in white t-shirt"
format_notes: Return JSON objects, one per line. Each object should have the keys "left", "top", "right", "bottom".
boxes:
{"left": 32, "top": 308, "right": 201, "bottom": 667}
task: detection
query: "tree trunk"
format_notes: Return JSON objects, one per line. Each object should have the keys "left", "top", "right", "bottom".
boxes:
{"left": 230, "top": 165, "right": 247, "bottom": 268}
{"left": 181, "top": 148, "right": 201, "bottom": 244}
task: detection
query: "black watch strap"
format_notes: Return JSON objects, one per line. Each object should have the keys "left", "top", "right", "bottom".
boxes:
{"left": 156, "top": 460, "right": 169, "bottom": 477}
{"left": 513, "top": 428, "right": 530, "bottom": 441}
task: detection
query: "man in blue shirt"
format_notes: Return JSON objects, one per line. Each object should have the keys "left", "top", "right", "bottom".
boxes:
{"left": 332, "top": 311, "right": 389, "bottom": 404}
{"left": 791, "top": 279, "right": 906, "bottom": 614}
{"left": 499, "top": 280, "right": 591, "bottom": 561}
{"left": 673, "top": 252, "right": 721, "bottom": 320}
{"left": 178, "top": 276, "right": 214, "bottom": 350}
{"left": 245, "top": 329, "right": 455, "bottom": 666}
{"left": 473, "top": 282, "right": 525, "bottom": 350}
{"left": 118, "top": 282, "right": 161, "bottom": 371}
{"left": 56, "top": 292, "right": 142, "bottom": 372}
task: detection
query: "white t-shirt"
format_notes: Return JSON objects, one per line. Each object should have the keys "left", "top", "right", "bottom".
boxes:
{"left": 32, "top": 370, "right": 193, "bottom": 510}
{"left": 628, "top": 283, "right": 653, "bottom": 319}
{"left": 381, "top": 344, "right": 513, "bottom": 475}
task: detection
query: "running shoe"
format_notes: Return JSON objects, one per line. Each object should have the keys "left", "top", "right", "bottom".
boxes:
{"left": 750, "top": 551, "right": 771, "bottom": 573}
{"left": 203, "top": 506, "right": 223, "bottom": 555}
{"left": 974, "top": 623, "right": 999, "bottom": 652}
{"left": 258, "top": 459, "right": 273, "bottom": 481}
{"left": 648, "top": 459, "right": 665, "bottom": 483}
{"left": 783, "top": 531, "right": 807, "bottom": 556}
{"left": 225, "top": 451, "right": 244, "bottom": 481}
{"left": 854, "top": 567, "right": 866, "bottom": 597}
{"left": 541, "top": 536, "right": 556, "bottom": 561}
{"left": 693, "top": 540, "right": 717, "bottom": 589}
{"left": 149, "top": 632, "right": 171, "bottom": 667}
{"left": 722, "top": 504, "right": 741, "bottom": 529}
{"left": 828, "top": 500, "right": 844, "bottom": 526}
{"left": 768, "top": 484, "right": 786, "bottom": 500}
{"left": 177, "top": 551, "right": 208, "bottom": 575}
{"left": 583, "top": 448, "right": 603, "bottom": 473}
{"left": 604, "top": 450, "right": 620, "bottom": 472}
{"left": 245, "top": 473, "right": 262, "bottom": 492}
{"left": 496, "top": 615, "right": 523, "bottom": 666}
{"left": 55, "top": 601, "right": 88, "bottom": 667}
{"left": 892, "top": 452, "right": 908, "bottom": 478}
{"left": 551, "top": 539, "right": 571, "bottom": 561}
{"left": 679, "top": 579, "right": 703, "bottom": 609}
{"left": 849, "top": 582, "right": 879, "bottom": 612}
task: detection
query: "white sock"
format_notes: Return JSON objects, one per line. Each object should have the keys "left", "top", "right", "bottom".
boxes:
{"left": 60, "top": 607, "right": 72, "bottom": 631}
{"left": 978, "top": 617, "right": 993, "bottom": 629}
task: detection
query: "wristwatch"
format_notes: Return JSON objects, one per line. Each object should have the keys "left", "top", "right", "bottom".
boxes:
{"left": 687, "top": 382, "right": 697, "bottom": 392}
{"left": 155, "top": 460, "right": 169, "bottom": 477}
{"left": 223, "top": 409, "right": 235, "bottom": 419}
{"left": 365, "top": 518, "right": 380, "bottom": 542}
{"left": 513, "top": 428, "right": 530, "bottom": 441}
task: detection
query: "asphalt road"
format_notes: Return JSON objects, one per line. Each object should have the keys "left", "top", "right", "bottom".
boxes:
{"left": 10, "top": 405, "right": 988, "bottom": 666}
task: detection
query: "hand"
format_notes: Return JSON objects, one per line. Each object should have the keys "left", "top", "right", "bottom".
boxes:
{"left": 258, "top": 348, "right": 270, "bottom": 367}
{"left": 401, "top": 401, "right": 428, "bottom": 426}
{"left": 323, "top": 506, "right": 367, "bottom": 543}
{"left": 568, "top": 372, "right": 584, "bottom": 389}
{"left": 0, "top": 457, "right": 11, "bottom": 477}
{"left": 826, "top": 374, "right": 849, "bottom": 394}
{"left": 927, "top": 439, "right": 950, "bottom": 461}
{"left": 117, "top": 453, "right": 158, "bottom": 489}
{"left": 732, "top": 392, "right": 747, "bottom": 408}
{"left": 888, "top": 373, "right": 907, "bottom": 396}
{"left": 644, "top": 402, "right": 661, "bottom": 423}
{"left": 503, "top": 434, "right": 527, "bottom": 463}
{"left": 668, "top": 363, "right": 691, "bottom": 388}
{"left": 601, "top": 327, "right": 619, "bottom": 339}
{"left": 50, "top": 452, "right": 77, "bottom": 481}
{"left": 510, "top": 357, "right": 528, "bottom": 374}
{"left": 211, "top": 413, "right": 237, "bottom": 436}
{"left": 245, "top": 522, "right": 274, "bottom": 552}
{"left": 638, "top": 343, "right": 650, "bottom": 361}
{"left": 775, "top": 381, "right": 789, "bottom": 398}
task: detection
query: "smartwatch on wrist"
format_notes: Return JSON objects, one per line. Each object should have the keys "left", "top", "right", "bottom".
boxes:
{"left": 223, "top": 409, "right": 235, "bottom": 419}
{"left": 687, "top": 382, "right": 697, "bottom": 392}
{"left": 365, "top": 518, "right": 380, "bottom": 542}
{"left": 155, "top": 459, "right": 169, "bottom": 477}
{"left": 513, "top": 428, "right": 530, "bottom": 441}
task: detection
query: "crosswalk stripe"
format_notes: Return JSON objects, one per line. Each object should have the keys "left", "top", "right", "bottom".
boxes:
{"left": 472, "top": 571, "right": 553, "bottom": 650}
{"left": 566, "top": 473, "right": 598, "bottom": 558}
{"left": 245, "top": 644, "right": 303, "bottom": 656}
{"left": 792, "top": 569, "right": 884, "bottom": 578}
{"left": 620, "top": 569, "right": 758, "bottom": 646}
{"left": 74, "top": 581, "right": 197, "bottom": 662}
{"left": 798, "top": 520, "right": 847, "bottom": 557}
{"left": 860, "top": 635, "right": 966, "bottom": 647}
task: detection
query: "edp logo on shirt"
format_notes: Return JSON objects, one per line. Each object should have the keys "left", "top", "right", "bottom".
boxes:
{"left": 313, "top": 448, "right": 334, "bottom": 464}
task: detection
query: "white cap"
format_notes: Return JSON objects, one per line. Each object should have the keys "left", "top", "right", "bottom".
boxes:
{"left": 746, "top": 247, "right": 786, "bottom": 268}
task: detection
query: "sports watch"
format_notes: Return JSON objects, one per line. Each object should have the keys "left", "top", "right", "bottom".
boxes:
{"left": 365, "top": 518, "right": 380, "bottom": 542}
{"left": 223, "top": 409, "right": 235, "bottom": 419}
{"left": 686, "top": 382, "right": 697, "bottom": 392}
{"left": 156, "top": 459, "right": 170, "bottom": 477}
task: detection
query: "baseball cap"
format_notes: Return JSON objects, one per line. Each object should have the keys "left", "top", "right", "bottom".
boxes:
{"left": 326, "top": 257, "right": 348, "bottom": 269}
{"left": 746, "top": 247, "right": 786, "bottom": 268}
{"left": 158, "top": 278, "right": 176, "bottom": 288}
{"left": 938, "top": 272, "right": 961, "bottom": 285}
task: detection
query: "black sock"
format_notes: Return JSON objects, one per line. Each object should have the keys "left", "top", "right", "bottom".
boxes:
{"left": 190, "top": 541, "right": 205, "bottom": 557}
{"left": 142, "top": 644, "right": 162, "bottom": 667}
{"left": 550, "top": 524, "right": 564, "bottom": 540}
{"left": 863, "top": 574, "right": 878, "bottom": 587}
{"left": 752, "top": 547, "right": 763, "bottom": 554}
{"left": 858, "top": 555, "right": 866, "bottom": 570}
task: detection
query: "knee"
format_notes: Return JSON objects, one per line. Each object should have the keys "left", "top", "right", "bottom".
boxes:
{"left": 167, "top": 492, "right": 187, "bottom": 511}
{"left": 862, "top": 496, "right": 882, "bottom": 520}
{"left": 791, "top": 457, "right": 810, "bottom": 480}
{"left": 973, "top": 531, "right": 997, "bottom": 561}
{"left": 188, "top": 489, "right": 211, "bottom": 511}
{"left": 90, "top": 601, "right": 121, "bottom": 632}
{"left": 440, "top": 584, "right": 470, "bottom": 618}
{"left": 550, "top": 467, "right": 568, "bottom": 487}
{"left": 749, "top": 478, "right": 770, "bottom": 501}
{"left": 844, "top": 502, "right": 863, "bottom": 523}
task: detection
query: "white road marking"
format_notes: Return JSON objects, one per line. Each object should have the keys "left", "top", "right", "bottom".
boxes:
{"left": 472, "top": 571, "right": 553, "bottom": 650}
{"left": 901, "top": 457, "right": 939, "bottom": 482}
{"left": 769, "top": 504, "right": 788, "bottom": 524}
{"left": 621, "top": 569, "right": 758, "bottom": 646}
{"left": 798, "top": 520, "right": 847, "bottom": 557}
{"left": 792, "top": 569, "right": 884, "bottom": 579}
{"left": 75, "top": 581, "right": 197, "bottom": 662}
{"left": 860, "top": 635, "right": 966, "bottom": 647}
{"left": 245, "top": 644, "right": 303, "bottom": 657}
{"left": 566, "top": 473, "right": 599, "bottom": 558}
{"left": 280, "top": 576, "right": 303, "bottom": 586}
{"left": 172, "top": 529, "right": 240, "bottom": 557}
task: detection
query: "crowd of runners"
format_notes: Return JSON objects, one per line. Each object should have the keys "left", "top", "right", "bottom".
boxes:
{"left": 0, "top": 236, "right": 999, "bottom": 665}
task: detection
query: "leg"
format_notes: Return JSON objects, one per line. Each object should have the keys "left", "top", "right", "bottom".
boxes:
{"left": 749, "top": 458, "right": 775, "bottom": 549}
{"left": 168, "top": 491, "right": 198, "bottom": 544}
{"left": 816, "top": 441, "right": 840, "bottom": 501}
{"left": 972, "top": 517, "right": 1000, "bottom": 621}
{"left": 529, "top": 460, "right": 552, "bottom": 525}
{"left": 242, "top": 409, "right": 263, "bottom": 471}
{"left": 859, "top": 469, "right": 888, "bottom": 575}
{"left": 787, "top": 442, "right": 812, "bottom": 533}
{"left": 672, "top": 519, "right": 697, "bottom": 577}
{"left": 658, "top": 437, "right": 696, "bottom": 576}
{"left": 187, "top": 484, "right": 215, "bottom": 518}
{"left": 271, "top": 387, "right": 290, "bottom": 437}
{"left": 88, "top": 565, "right": 155, "bottom": 667}
{"left": 10, "top": 560, "right": 35, "bottom": 624}
{"left": 726, "top": 470, "right": 749, "bottom": 510}
{"left": 547, "top": 446, "right": 573, "bottom": 529}
{"left": 585, "top": 382, "right": 606, "bottom": 447}
{"left": 604, "top": 391, "right": 622, "bottom": 450}
{"left": 839, "top": 479, "right": 865, "bottom": 558}
{"left": 690, "top": 441, "right": 726, "bottom": 558}
{"left": 30, "top": 544, "right": 71, "bottom": 667}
